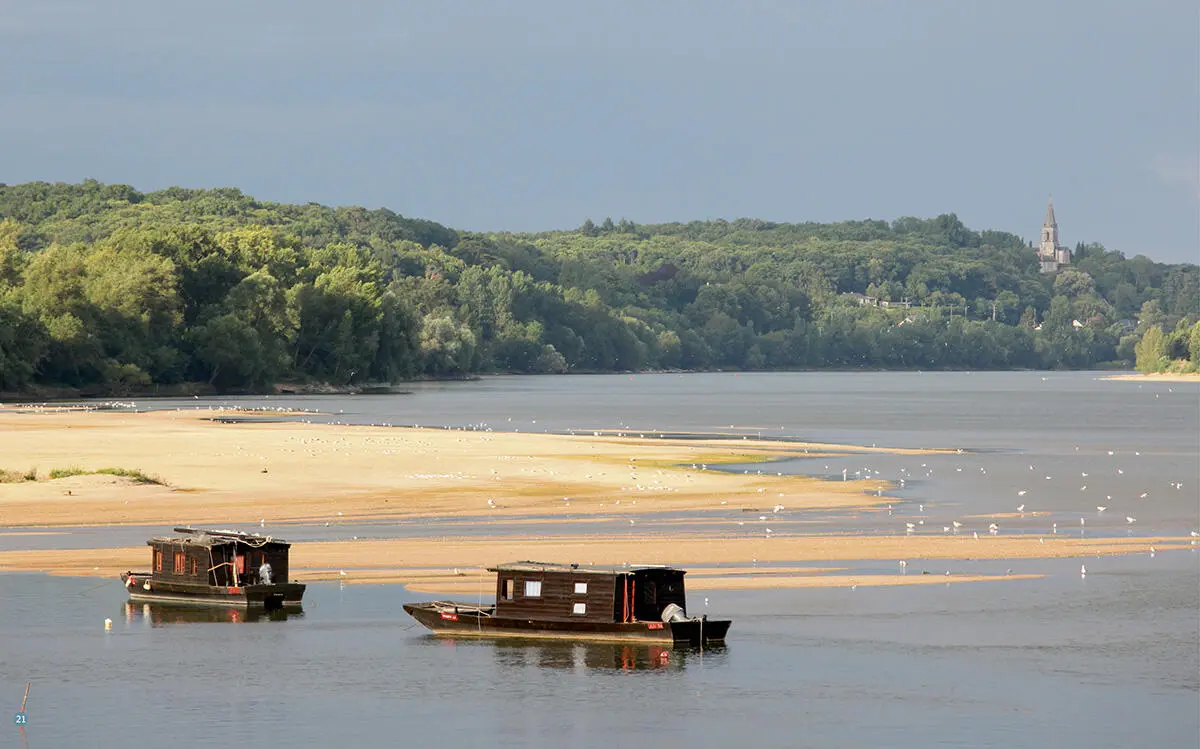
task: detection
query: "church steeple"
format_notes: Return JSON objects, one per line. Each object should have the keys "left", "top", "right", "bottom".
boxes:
{"left": 1040, "top": 198, "right": 1059, "bottom": 257}
{"left": 1036, "top": 197, "right": 1069, "bottom": 272}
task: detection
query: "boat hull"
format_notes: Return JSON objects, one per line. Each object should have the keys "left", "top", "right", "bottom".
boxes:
{"left": 403, "top": 602, "right": 730, "bottom": 645}
{"left": 121, "top": 572, "right": 304, "bottom": 610}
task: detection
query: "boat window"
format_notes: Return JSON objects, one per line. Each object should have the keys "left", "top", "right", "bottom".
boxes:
{"left": 524, "top": 580, "right": 542, "bottom": 598}
{"left": 572, "top": 603, "right": 586, "bottom": 615}
{"left": 642, "top": 581, "right": 657, "bottom": 604}
{"left": 190, "top": 558, "right": 199, "bottom": 576}
{"left": 173, "top": 552, "right": 185, "bottom": 574}
{"left": 503, "top": 579, "right": 513, "bottom": 600}
{"left": 574, "top": 582, "right": 588, "bottom": 595}
{"left": 153, "top": 550, "right": 162, "bottom": 572}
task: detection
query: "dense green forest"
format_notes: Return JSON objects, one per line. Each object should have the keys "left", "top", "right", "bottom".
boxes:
{"left": 0, "top": 180, "right": 1196, "bottom": 394}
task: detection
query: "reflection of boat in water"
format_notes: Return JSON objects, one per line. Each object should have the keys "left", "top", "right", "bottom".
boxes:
{"left": 120, "top": 527, "right": 305, "bottom": 611}
{"left": 484, "top": 639, "right": 727, "bottom": 671}
{"left": 405, "top": 561, "right": 730, "bottom": 645}
{"left": 122, "top": 601, "right": 304, "bottom": 625}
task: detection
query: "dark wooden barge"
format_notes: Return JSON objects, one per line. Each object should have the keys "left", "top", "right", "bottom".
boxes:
{"left": 120, "top": 527, "right": 305, "bottom": 610}
{"left": 403, "top": 562, "right": 730, "bottom": 645}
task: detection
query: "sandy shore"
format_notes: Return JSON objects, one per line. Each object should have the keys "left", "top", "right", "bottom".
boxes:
{"left": 0, "top": 407, "right": 938, "bottom": 528}
{"left": 1, "top": 406, "right": 1187, "bottom": 594}
{"left": 1101, "top": 373, "right": 1200, "bottom": 383}
{"left": 0, "top": 534, "right": 1186, "bottom": 592}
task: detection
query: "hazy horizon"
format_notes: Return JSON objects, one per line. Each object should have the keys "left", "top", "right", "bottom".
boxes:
{"left": 2, "top": 1, "right": 1196, "bottom": 263}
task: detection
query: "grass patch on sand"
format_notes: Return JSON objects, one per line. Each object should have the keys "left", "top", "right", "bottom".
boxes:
{"left": 0, "top": 467, "right": 38, "bottom": 483}
{"left": 47, "top": 466, "right": 165, "bottom": 485}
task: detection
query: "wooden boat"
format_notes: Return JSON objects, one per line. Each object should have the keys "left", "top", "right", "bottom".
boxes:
{"left": 403, "top": 561, "right": 730, "bottom": 645}
{"left": 120, "top": 527, "right": 305, "bottom": 610}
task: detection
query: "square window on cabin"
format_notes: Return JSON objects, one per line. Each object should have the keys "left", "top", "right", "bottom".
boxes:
{"left": 524, "top": 580, "right": 542, "bottom": 598}
{"left": 572, "top": 602, "right": 586, "bottom": 615}
{"left": 574, "top": 582, "right": 588, "bottom": 595}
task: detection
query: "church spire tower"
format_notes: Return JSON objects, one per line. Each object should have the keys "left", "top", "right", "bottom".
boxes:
{"left": 1040, "top": 198, "right": 1058, "bottom": 258}
{"left": 1036, "top": 197, "right": 1070, "bottom": 272}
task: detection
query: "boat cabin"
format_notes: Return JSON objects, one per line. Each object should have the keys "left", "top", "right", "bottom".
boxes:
{"left": 147, "top": 527, "right": 292, "bottom": 587}
{"left": 488, "top": 562, "right": 689, "bottom": 624}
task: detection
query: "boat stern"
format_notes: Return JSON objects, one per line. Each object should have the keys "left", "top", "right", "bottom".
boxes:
{"left": 667, "top": 617, "right": 731, "bottom": 645}
{"left": 245, "top": 582, "right": 306, "bottom": 610}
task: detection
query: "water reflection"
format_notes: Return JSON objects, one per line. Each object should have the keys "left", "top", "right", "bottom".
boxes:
{"left": 121, "top": 601, "right": 304, "bottom": 626}
{"left": 424, "top": 638, "right": 727, "bottom": 671}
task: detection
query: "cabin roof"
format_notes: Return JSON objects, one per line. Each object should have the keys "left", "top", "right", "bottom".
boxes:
{"left": 488, "top": 560, "right": 683, "bottom": 576}
{"left": 147, "top": 527, "right": 291, "bottom": 548}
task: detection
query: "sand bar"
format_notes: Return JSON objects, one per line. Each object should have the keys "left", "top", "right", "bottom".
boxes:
{"left": 0, "top": 535, "right": 1187, "bottom": 592}
{"left": 0, "top": 407, "right": 940, "bottom": 528}
{"left": 1, "top": 407, "right": 1187, "bottom": 593}
{"left": 1101, "top": 373, "right": 1200, "bottom": 383}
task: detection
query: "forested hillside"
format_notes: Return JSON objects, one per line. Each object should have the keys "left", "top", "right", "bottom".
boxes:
{"left": 0, "top": 181, "right": 1196, "bottom": 394}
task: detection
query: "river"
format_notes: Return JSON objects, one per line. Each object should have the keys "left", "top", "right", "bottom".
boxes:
{"left": 1, "top": 371, "right": 1197, "bottom": 748}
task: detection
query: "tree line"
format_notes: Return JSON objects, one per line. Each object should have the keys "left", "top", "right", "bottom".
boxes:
{"left": 0, "top": 180, "right": 1196, "bottom": 393}
{"left": 1133, "top": 319, "right": 1200, "bottom": 374}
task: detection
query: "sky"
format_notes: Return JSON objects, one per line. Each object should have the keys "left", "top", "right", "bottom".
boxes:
{"left": 1, "top": 1, "right": 1197, "bottom": 263}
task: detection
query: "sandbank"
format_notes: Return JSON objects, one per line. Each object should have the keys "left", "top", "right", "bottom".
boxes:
{"left": 1, "top": 407, "right": 1186, "bottom": 594}
{"left": 0, "top": 407, "right": 937, "bottom": 528}
{"left": 1101, "top": 373, "right": 1200, "bottom": 383}
{"left": 0, "top": 534, "right": 1186, "bottom": 592}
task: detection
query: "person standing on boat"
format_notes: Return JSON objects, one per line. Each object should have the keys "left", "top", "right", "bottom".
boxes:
{"left": 259, "top": 558, "right": 273, "bottom": 585}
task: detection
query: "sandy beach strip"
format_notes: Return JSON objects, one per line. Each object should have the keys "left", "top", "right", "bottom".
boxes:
{"left": 0, "top": 534, "right": 1186, "bottom": 592}
{"left": 1, "top": 407, "right": 1187, "bottom": 594}
{"left": 0, "top": 407, "right": 942, "bottom": 528}
{"left": 398, "top": 573, "right": 1046, "bottom": 593}
{"left": 1100, "top": 373, "right": 1200, "bottom": 383}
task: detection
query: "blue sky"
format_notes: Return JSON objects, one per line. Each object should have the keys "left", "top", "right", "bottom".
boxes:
{"left": 2, "top": 1, "right": 1196, "bottom": 262}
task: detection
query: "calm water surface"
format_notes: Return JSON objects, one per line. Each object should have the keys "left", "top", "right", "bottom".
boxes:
{"left": 2, "top": 372, "right": 1197, "bottom": 747}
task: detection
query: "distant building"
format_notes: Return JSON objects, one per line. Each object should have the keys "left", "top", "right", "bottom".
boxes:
{"left": 1032, "top": 199, "right": 1071, "bottom": 273}
{"left": 845, "top": 292, "right": 879, "bottom": 306}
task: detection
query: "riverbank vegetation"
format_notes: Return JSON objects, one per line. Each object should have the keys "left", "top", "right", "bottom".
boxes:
{"left": 1, "top": 180, "right": 1196, "bottom": 393}
{"left": 0, "top": 465, "right": 162, "bottom": 484}
{"left": 1133, "top": 319, "right": 1200, "bottom": 374}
